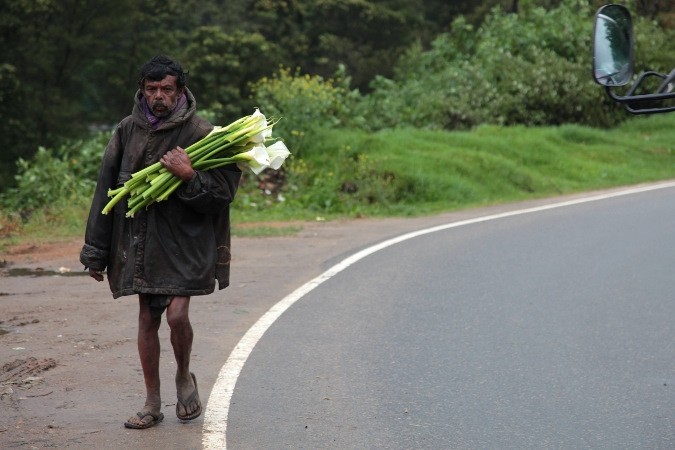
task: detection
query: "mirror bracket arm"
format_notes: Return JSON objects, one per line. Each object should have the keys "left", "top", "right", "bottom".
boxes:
{"left": 622, "top": 104, "right": 675, "bottom": 115}
{"left": 604, "top": 71, "right": 675, "bottom": 114}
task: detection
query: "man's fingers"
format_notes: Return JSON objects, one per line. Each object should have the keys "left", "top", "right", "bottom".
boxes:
{"left": 89, "top": 268, "right": 104, "bottom": 282}
{"left": 161, "top": 148, "right": 187, "bottom": 165}
{"left": 160, "top": 147, "right": 194, "bottom": 182}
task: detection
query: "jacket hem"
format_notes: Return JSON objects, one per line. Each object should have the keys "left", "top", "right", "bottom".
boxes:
{"left": 112, "top": 287, "right": 215, "bottom": 299}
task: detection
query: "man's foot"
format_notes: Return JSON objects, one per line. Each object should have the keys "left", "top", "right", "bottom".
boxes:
{"left": 124, "top": 411, "right": 164, "bottom": 429}
{"left": 176, "top": 372, "right": 202, "bottom": 421}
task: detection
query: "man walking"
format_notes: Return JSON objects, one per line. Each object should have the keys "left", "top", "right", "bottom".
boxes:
{"left": 80, "top": 55, "right": 240, "bottom": 429}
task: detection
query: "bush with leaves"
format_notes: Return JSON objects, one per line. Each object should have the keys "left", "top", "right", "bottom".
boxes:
{"left": 250, "top": 65, "right": 364, "bottom": 157}
{"left": 632, "top": 12, "right": 675, "bottom": 82}
{"left": 1, "top": 133, "right": 109, "bottom": 216}
{"left": 362, "top": 0, "right": 633, "bottom": 131}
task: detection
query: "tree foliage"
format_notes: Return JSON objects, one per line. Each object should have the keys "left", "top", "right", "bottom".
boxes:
{"left": 361, "top": 0, "right": 675, "bottom": 130}
{"left": 2, "top": 0, "right": 675, "bottom": 192}
{"left": 182, "top": 27, "right": 283, "bottom": 122}
{"left": 0, "top": 0, "right": 200, "bottom": 186}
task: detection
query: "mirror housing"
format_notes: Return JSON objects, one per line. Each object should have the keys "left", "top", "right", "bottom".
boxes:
{"left": 593, "top": 4, "right": 675, "bottom": 114}
{"left": 592, "top": 4, "right": 633, "bottom": 86}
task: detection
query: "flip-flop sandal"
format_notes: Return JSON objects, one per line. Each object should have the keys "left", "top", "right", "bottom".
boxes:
{"left": 176, "top": 372, "right": 202, "bottom": 421}
{"left": 124, "top": 411, "right": 164, "bottom": 429}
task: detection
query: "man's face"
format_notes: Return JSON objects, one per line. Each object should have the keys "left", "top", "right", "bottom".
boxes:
{"left": 142, "top": 75, "right": 183, "bottom": 118}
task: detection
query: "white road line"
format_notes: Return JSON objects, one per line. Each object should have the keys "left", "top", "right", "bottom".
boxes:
{"left": 202, "top": 180, "right": 675, "bottom": 449}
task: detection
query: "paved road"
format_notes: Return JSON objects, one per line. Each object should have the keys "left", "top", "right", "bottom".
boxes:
{"left": 2, "top": 183, "right": 674, "bottom": 449}
{"left": 227, "top": 186, "right": 675, "bottom": 449}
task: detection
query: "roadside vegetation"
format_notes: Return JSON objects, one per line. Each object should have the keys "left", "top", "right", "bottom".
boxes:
{"left": 1, "top": 113, "right": 674, "bottom": 250}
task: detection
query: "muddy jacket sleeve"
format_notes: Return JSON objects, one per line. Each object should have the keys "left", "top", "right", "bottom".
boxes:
{"left": 79, "top": 127, "right": 124, "bottom": 271}
{"left": 177, "top": 163, "right": 241, "bottom": 291}
{"left": 176, "top": 163, "right": 241, "bottom": 214}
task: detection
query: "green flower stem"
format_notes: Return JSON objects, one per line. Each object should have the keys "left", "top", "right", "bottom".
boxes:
{"left": 196, "top": 143, "right": 245, "bottom": 163}
{"left": 130, "top": 182, "right": 151, "bottom": 196}
{"left": 187, "top": 137, "right": 227, "bottom": 160}
{"left": 149, "top": 171, "right": 173, "bottom": 186}
{"left": 101, "top": 187, "right": 129, "bottom": 215}
{"left": 193, "top": 154, "right": 248, "bottom": 170}
{"left": 107, "top": 186, "right": 126, "bottom": 196}
{"left": 143, "top": 172, "right": 176, "bottom": 199}
{"left": 224, "top": 122, "right": 262, "bottom": 144}
{"left": 155, "top": 178, "right": 183, "bottom": 202}
{"left": 221, "top": 115, "right": 250, "bottom": 132}
{"left": 126, "top": 200, "right": 147, "bottom": 217}
{"left": 129, "top": 162, "right": 162, "bottom": 180}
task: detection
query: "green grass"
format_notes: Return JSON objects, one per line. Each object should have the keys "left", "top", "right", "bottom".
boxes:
{"left": 3, "top": 114, "right": 675, "bottom": 249}
{"left": 0, "top": 197, "right": 91, "bottom": 251}
{"left": 232, "top": 224, "right": 304, "bottom": 237}
{"left": 249, "top": 113, "right": 675, "bottom": 219}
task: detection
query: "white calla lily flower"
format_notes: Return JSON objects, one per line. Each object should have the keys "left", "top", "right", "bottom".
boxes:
{"left": 265, "top": 141, "right": 291, "bottom": 170}
{"left": 247, "top": 109, "right": 272, "bottom": 144}
{"left": 240, "top": 145, "right": 271, "bottom": 175}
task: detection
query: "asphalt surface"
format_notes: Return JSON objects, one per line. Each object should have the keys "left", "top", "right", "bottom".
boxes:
{"left": 227, "top": 186, "right": 675, "bottom": 449}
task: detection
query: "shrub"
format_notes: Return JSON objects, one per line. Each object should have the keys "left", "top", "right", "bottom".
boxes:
{"left": 361, "top": 0, "right": 630, "bottom": 130}
{"left": 250, "top": 65, "right": 364, "bottom": 156}
{"left": 1, "top": 132, "right": 108, "bottom": 216}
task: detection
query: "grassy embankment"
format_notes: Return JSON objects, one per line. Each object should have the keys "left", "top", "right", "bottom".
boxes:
{"left": 2, "top": 114, "right": 674, "bottom": 248}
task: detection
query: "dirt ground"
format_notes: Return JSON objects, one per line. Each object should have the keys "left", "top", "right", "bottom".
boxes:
{"left": 0, "top": 191, "right": 629, "bottom": 449}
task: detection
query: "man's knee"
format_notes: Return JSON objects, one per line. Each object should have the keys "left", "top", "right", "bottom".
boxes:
{"left": 139, "top": 307, "right": 161, "bottom": 331}
{"left": 166, "top": 296, "right": 191, "bottom": 329}
{"left": 138, "top": 296, "right": 161, "bottom": 330}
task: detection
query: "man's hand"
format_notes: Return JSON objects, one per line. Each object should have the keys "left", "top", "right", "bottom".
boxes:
{"left": 89, "top": 268, "right": 104, "bottom": 282}
{"left": 160, "top": 147, "right": 195, "bottom": 182}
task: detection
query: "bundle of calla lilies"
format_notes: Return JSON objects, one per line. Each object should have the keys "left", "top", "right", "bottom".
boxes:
{"left": 102, "top": 109, "right": 290, "bottom": 217}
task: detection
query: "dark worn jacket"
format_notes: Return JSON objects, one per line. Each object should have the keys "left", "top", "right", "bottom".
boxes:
{"left": 80, "top": 88, "right": 241, "bottom": 298}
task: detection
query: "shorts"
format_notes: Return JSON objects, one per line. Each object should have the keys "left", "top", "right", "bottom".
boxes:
{"left": 147, "top": 294, "right": 173, "bottom": 319}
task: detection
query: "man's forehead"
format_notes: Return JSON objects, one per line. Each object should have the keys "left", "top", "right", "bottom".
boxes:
{"left": 145, "top": 75, "right": 178, "bottom": 86}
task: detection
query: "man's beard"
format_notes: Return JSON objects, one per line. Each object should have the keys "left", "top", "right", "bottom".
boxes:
{"left": 151, "top": 101, "right": 172, "bottom": 118}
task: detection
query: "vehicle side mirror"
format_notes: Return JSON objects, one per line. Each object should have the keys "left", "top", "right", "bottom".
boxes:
{"left": 592, "top": 4, "right": 675, "bottom": 114}
{"left": 592, "top": 4, "right": 633, "bottom": 86}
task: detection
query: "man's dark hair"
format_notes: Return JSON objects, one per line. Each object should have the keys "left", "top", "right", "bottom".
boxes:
{"left": 138, "top": 55, "right": 187, "bottom": 89}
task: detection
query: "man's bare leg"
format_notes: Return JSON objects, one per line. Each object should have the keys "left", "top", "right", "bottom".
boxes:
{"left": 125, "top": 295, "right": 163, "bottom": 427}
{"left": 166, "top": 296, "right": 201, "bottom": 419}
